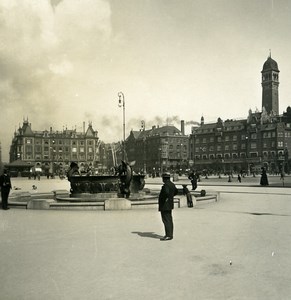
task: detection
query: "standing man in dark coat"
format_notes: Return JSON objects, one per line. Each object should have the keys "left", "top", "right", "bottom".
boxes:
{"left": 260, "top": 167, "right": 269, "bottom": 186}
{"left": 0, "top": 169, "right": 12, "bottom": 210}
{"left": 159, "top": 172, "right": 178, "bottom": 241}
{"left": 188, "top": 170, "right": 198, "bottom": 190}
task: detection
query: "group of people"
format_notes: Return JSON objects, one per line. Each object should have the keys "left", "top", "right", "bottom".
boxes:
{"left": 157, "top": 167, "right": 273, "bottom": 242}
{"left": 0, "top": 165, "right": 273, "bottom": 243}
{"left": 0, "top": 165, "right": 184, "bottom": 241}
{"left": 0, "top": 164, "right": 180, "bottom": 241}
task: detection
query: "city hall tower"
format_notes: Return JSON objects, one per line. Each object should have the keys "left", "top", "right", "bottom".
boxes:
{"left": 261, "top": 54, "right": 279, "bottom": 115}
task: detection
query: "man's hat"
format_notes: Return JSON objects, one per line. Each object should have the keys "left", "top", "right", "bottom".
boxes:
{"left": 162, "top": 172, "right": 171, "bottom": 178}
{"left": 70, "top": 162, "right": 78, "bottom": 168}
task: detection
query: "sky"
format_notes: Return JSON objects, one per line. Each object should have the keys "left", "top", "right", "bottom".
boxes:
{"left": 1, "top": 0, "right": 291, "bottom": 162}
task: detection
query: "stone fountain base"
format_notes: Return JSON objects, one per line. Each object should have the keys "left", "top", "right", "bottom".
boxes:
{"left": 104, "top": 198, "right": 131, "bottom": 210}
{"left": 54, "top": 190, "right": 153, "bottom": 210}
{"left": 9, "top": 189, "right": 192, "bottom": 210}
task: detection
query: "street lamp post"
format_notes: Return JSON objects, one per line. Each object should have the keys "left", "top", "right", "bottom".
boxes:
{"left": 180, "top": 143, "right": 183, "bottom": 173}
{"left": 143, "top": 137, "right": 147, "bottom": 174}
{"left": 193, "top": 134, "right": 196, "bottom": 169}
{"left": 118, "top": 92, "right": 125, "bottom": 161}
{"left": 245, "top": 135, "right": 249, "bottom": 175}
{"left": 158, "top": 147, "right": 162, "bottom": 174}
{"left": 51, "top": 140, "right": 56, "bottom": 177}
{"left": 165, "top": 141, "right": 169, "bottom": 172}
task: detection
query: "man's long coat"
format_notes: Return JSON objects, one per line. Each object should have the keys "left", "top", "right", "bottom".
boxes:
{"left": 158, "top": 180, "right": 178, "bottom": 211}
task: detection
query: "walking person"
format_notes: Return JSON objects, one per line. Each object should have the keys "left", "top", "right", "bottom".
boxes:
{"left": 228, "top": 174, "right": 232, "bottom": 182}
{"left": 0, "top": 169, "right": 12, "bottom": 210}
{"left": 280, "top": 171, "right": 284, "bottom": 180}
{"left": 182, "top": 184, "right": 193, "bottom": 207}
{"left": 237, "top": 174, "right": 242, "bottom": 183}
{"left": 188, "top": 170, "right": 197, "bottom": 190}
{"left": 158, "top": 172, "right": 178, "bottom": 241}
{"left": 260, "top": 167, "right": 269, "bottom": 186}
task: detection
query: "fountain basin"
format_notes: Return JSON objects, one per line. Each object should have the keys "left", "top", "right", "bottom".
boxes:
{"left": 69, "top": 174, "right": 145, "bottom": 195}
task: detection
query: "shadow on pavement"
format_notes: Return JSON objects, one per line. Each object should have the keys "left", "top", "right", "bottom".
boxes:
{"left": 244, "top": 211, "right": 291, "bottom": 217}
{"left": 131, "top": 231, "right": 163, "bottom": 239}
{"left": 220, "top": 210, "right": 291, "bottom": 217}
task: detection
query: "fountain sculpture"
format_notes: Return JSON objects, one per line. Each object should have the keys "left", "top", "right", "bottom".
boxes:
{"left": 67, "top": 161, "right": 145, "bottom": 200}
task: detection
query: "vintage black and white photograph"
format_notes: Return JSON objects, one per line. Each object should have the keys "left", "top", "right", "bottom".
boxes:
{"left": 1, "top": 0, "right": 291, "bottom": 299}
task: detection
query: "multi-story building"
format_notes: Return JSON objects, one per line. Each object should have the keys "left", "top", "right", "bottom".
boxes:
{"left": 9, "top": 120, "right": 102, "bottom": 176}
{"left": 125, "top": 121, "right": 189, "bottom": 175}
{"left": 189, "top": 55, "right": 291, "bottom": 175}
{"left": 7, "top": 55, "right": 291, "bottom": 176}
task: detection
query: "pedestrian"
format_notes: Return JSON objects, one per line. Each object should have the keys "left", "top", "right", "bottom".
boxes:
{"left": 188, "top": 170, "right": 198, "bottom": 190}
{"left": 237, "top": 174, "right": 241, "bottom": 183}
{"left": 280, "top": 172, "right": 284, "bottom": 180}
{"left": 182, "top": 184, "right": 193, "bottom": 207}
{"left": 158, "top": 172, "right": 178, "bottom": 241}
{"left": 0, "top": 169, "right": 12, "bottom": 210}
{"left": 260, "top": 167, "right": 269, "bottom": 186}
{"left": 228, "top": 174, "right": 232, "bottom": 182}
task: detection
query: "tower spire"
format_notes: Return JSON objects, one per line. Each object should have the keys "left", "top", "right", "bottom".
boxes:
{"left": 261, "top": 54, "right": 279, "bottom": 115}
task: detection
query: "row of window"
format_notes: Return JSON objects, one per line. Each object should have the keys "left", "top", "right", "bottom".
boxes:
{"left": 195, "top": 132, "right": 280, "bottom": 144}
{"left": 168, "top": 145, "right": 187, "bottom": 150}
{"left": 195, "top": 151, "right": 279, "bottom": 160}
{"left": 160, "top": 138, "right": 188, "bottom": 144}
{"left": 25, "top": 145, "right": 98, "bottom": 154}
{"left": 262, "top": 72, "right": 278, "bottom": 81}
{"left": 195, "top": 141, "right": 286, "bottom": 152}
{"left": 195, "top": 132, "right": 291, "bottom": 143}
{"left": 25, "top": 154, "right": 96, "bottom": 161}
{"left": 25, "top": 138, "right": 98, "bottom": 146}
{"left": 196, "top": 126, "right": 244, "bottom": 134}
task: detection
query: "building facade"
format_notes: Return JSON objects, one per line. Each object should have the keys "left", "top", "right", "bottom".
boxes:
{"left": 9, "top": 120, "right": 103, "bottom": 176}
{"left": 189, "top": 55, "right": 291, "bottom": 175}
{"left": 125, "top": 121, "right": 189, "bottom": 175}
{"left": 7, "top": 55, "right": 291, "bottom": 177}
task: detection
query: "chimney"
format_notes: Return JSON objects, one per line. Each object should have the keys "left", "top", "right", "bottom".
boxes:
{"left": 83, "top": 122, "right": 85, "bottom": 134}
{"left": 181, "top": 120, "right": 185, "bottom": 135}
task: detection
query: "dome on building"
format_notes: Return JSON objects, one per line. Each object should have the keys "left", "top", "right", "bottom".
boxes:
{"left": 262, "top": 56, "right": 279, "bottom": 72}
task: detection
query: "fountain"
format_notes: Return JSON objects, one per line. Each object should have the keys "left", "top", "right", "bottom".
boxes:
{"left": 54, "top": 161, "right": 147, "bottom": 209}
{"left": 8, "top": 165, "right": 203, "bottom": 211}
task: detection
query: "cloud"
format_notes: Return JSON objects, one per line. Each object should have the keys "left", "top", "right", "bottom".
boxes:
{"left": 185, "top": 120, "right": 200, "bottom": 125}
{"left": 50, "top": 0, "right": 63, "bottom": 10}
{"left": 0, "top": 0, "right": 113, "bottom": 161}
